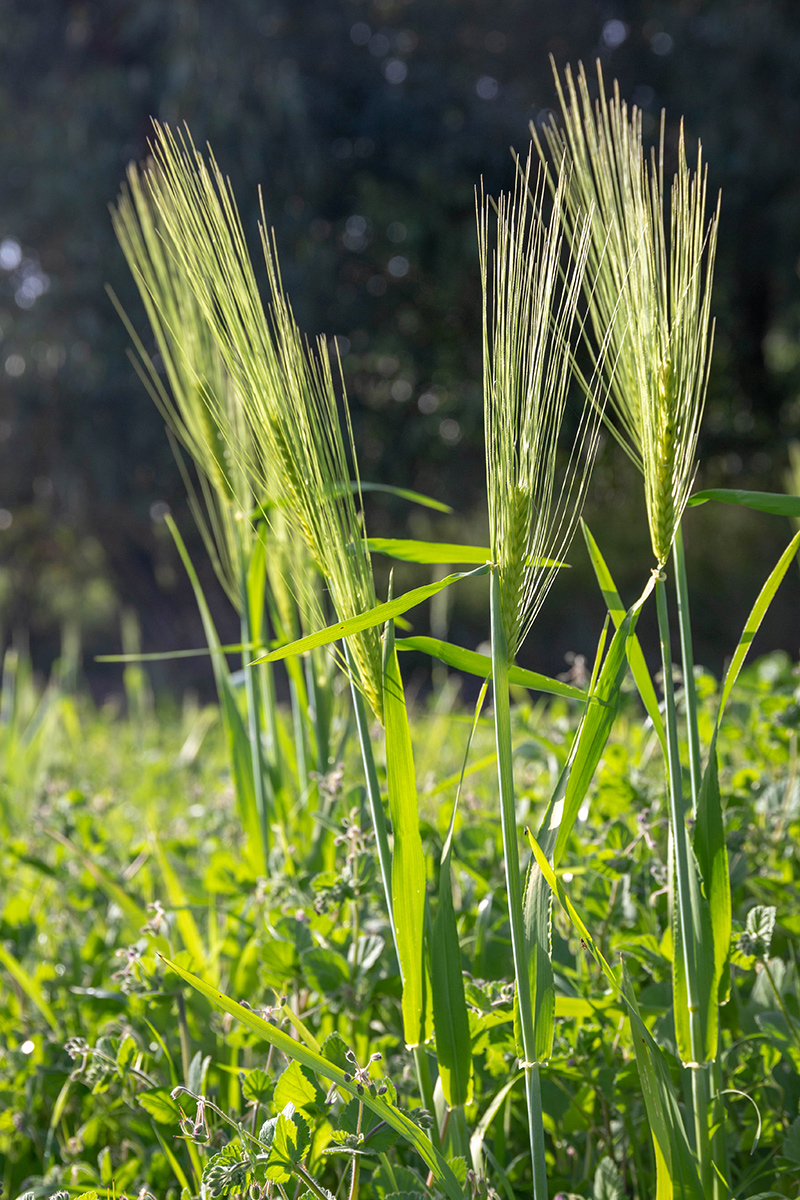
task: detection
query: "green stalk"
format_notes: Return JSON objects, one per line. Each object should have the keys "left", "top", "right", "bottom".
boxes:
{"left": 345, "top": 644, "right": 396, "bottom": 952}
{"left": 260, "top": 657, "right": 282, "bottom": 785}
{"left": 490, "top": 569, "right": 548, "bottom": 1200}
{"left": 240, "top": 566, "right": 271, "bottom": 873}
{"left": 289, "top": 673, "right": 310, "bottom": 797}
{"left": 412, "top": 1044, "right": 442, "bottom": 1153}
{"left": 672, "top": 530, "right": 702, "bottom": 815}
{"left": 671, "top": 532, "right": 714, "bottom": 1190}
{"left": 655, "top": 573, "right": 711, "bottom": 1190}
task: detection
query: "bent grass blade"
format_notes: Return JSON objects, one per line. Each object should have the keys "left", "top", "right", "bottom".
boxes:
{"left": 717, "top": 528, "right": 800, "bottom": 725}
{"left": 581, "top": 521, "right": 667, "bottom": 756}
{"left": 382, "top": 618, "right": 428, "bottom": 1050}
{"left": 254, "top": 564, "right": 490, "bottom": 665}
{"left": 525, "top": 831, "right": 704, "bottom": 1200}
{"left": 430, "top": 681, "right": 488, "bottom": 1109}
{"left": 396, "top": 635, "right": 587, "bottom": 701}
{"left": 687, "top": 488, "right": 800, "bottom": 519}
{"left": 160, "top": 955, "right": 466, "bottom": 1200}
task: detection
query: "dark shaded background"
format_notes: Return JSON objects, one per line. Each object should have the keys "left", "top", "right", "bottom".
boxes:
{"left": 2, "top": 0, "right": 800, "bottom": 695}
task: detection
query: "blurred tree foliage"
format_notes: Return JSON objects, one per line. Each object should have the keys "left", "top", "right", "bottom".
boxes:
{"left": 1, "top": 0, "right": 800, "bottom": 687}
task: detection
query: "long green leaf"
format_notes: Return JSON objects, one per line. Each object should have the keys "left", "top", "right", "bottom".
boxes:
{"left": 520, "top": 579, "right": 651, "bottom": 1066}
{"left": 525, "top": 833, "right": 703, "bottom": 1200}
{"left": 717, "top": 528, "right": 800, "bottom": 724}
{"left": 430, "top": 684, "right": 486, "bottom": 1107}
{"left": 255, "top": 564, "right": 490, "bottom": 664}
{"left": 396, "top": 636, "right": 587, "bottom": 700}
{"left": 581, "top": 522, "right": 666, "bottom": 755}
{"left": 383, "top": 619, "right": 428, "bottom": 1048}
{"left": 469, "top": 1073, "right": 524, "bottom": 1176}
{"left": 694, "top": 735, "right": 731, "bottom": 1008}
{"left": 368, "top": 538, "right": 567, "bottom": 568}
{"left": 0, "top": 942, "right": 59, "bottom": 1030}
{"left": 161, "top": 955, "right": 465, "bottom": 1200}
{"left": 687, "top": 488, "right": 800, "bottom": 518}
{"left": 552, "top": 574, "right": 654, "bottom": 867}
{"left": 152, "top": 838, "right": 210, "bottom": 982}
{"left": 356, "top": 481, "right": 453, "bottom": 513}
{"left": 368, "top": 538, "right": 490, "bottom": 564}
{"left": 96, "top": 642, "right": 260, "bottom": 663}
{"left": 672, "top": 841, "right": 718, "bottom": 1066}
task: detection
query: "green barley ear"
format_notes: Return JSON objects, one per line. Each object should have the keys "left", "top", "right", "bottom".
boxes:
{"left": 140, "top": 122, "right": 383, "bottom": 719}
{"left": 533, "top": 59, "right": 720, "bottom": 568}
{"left": 111, "top": 163, "right": 260, "bottom": 612}
{"left": 479, "top": 149, "right": 603, "bottom": 657}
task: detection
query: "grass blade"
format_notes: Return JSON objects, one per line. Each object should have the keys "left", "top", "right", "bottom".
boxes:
{"left": 356, "top": 481, "right": 453, "bottom": 512}
{"left": 0, "top": 942, "right": 59, "bottom": 1030}
{"left": 687, "top": 488, "right": 800, "bottom": 518}
{"left": 152, "top": 838, "right": 210, "bottom": 982}
{"left": 552, "top": 573, "right": 654, "bottom": 867}
{"left": 717, "top": 528, "right": 800, "bottom": 724}
{"left": 525, "top": 831, "right": 704, "bottom": 1200}
{"left": 430, "top": 683, "right": 487, "bottom": 1108}
{"left": 383, "top": 618, "right": 428, "bottom": 1048}
{"left": 255, "top": 564, "right": 490, "bottom": 664}
{"left": 694, "top": 736, "right": 731, "bottom": 1008}
{"left": 396, "top": 636, "right": 587, "bottom": 700}
{"left": 368, "top": 538, "right": 568, "bottom": 568}
{"left": 161, "top": 955, "right": 465, "bottom": 1200}
{"left": 367, "top": 538, "right": 491, "bottom": 564}
{"left": 581, "top": 521, "right": 667, "bottom": 755}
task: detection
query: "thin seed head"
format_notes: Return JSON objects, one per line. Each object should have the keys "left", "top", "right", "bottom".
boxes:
{"left": 111, "top": 162, "right": 258, "bottom": 610}
{"left": 533, "top": 60, "right": 719, "bottom": 567}
{"left": 137, "top": 123, "right": 383, "bottom": 718}
{"left": 480, "top": 150, "right": 604, "bottom": 657}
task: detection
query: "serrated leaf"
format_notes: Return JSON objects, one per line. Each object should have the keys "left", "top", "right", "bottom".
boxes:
{"left": 274, "top": 1060, "right": 324, "bottom": 1113}
{"left": 301, "top": 946, "right": 349, "bottom": 993}
{"left": 782, "top": 1115, "right": 800, "bottom": 1164}
{"left": 242, "top": 1067, "right": 273, "bottom": 1105}
{"left": 139, "top": 1086, "right": 181, "bottom": 1124}
{"left": 321, "top": 1030, "right": 350, "bottom": 1072}
{"left": 265, "top": 1109, "right": 305, "bottom": 1181}
{"left": 593, "top": 1155, "right": 623, "bottom": 1200}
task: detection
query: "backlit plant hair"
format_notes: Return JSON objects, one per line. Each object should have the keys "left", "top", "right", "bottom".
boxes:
{"left": 479, "top": 149, "right": 604, "bottom": 658}
{"left": 533, "top": 60, "right": 720, "bottom": 568}
{"left": 140, "top": 123, "right": 384, "bottom": 721}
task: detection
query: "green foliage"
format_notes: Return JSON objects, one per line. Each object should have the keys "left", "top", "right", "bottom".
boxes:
{"left": 2, "top": 659, "right": 800, "bottom": 1197}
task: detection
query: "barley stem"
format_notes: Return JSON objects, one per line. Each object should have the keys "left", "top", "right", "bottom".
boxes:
{"left": 655, "top": 573, "right": 710, "bottom": 1189}
{"left": 673, "top": 529, "right": 702, "bottom": 817}
{"left": 346, "top": 643, "right": 396, "bottom": 953}
{"left": 491, "top": 569, "right": 548, "bottom": 1200}
{"left": 239, "top": 562, "right": 271, "bottom": 873}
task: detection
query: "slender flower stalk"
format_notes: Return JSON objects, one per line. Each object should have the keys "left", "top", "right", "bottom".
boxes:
{"left": 479, "top": 150, "right": 604, "bottom": 1199}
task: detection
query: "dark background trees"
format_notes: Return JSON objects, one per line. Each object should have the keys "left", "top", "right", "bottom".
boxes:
{"left": 2, "top": 0, "right": 800, "bottom": 691}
